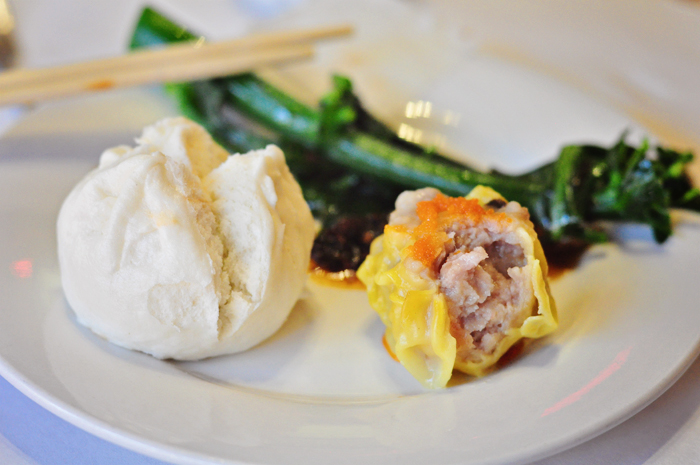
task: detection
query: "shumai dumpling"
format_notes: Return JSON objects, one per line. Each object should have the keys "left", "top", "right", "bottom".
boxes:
{"left": 357, "top": 186, "right": 557, "bottom": 388}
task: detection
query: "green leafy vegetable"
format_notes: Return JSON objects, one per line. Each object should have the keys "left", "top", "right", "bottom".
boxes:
{"left": 130, "top": 7, "right": 700, "bottom": 247}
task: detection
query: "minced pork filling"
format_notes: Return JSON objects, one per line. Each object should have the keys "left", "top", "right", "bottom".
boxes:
{"left": 438, "top": 228, "right": 534, "bottom": 363}
{"left": 388, "top": 187, "right": 538, "bottom": 364}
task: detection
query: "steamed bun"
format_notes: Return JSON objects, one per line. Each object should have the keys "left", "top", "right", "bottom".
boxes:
{"left": 57, "top": 117, "right": 315, "bottom": 360}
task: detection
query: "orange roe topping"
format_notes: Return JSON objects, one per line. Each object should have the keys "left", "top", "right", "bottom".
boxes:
{"left": 407, "top": 193, "right": 510, "bottom": 268}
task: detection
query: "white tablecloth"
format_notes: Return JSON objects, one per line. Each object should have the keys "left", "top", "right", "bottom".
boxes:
{"left": 2, "top": 1, "right": 700, "bottom": 463}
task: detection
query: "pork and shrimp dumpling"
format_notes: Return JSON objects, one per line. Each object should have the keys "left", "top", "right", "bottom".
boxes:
{"left": 357, "top": 186, "right": 557, "bottom": 388}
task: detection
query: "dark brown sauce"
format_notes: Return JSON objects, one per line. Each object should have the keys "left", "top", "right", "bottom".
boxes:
{"left": 308, "top": 261, "right": 365, "bottom": 289}
{"left": 543, "top": 241, "right": 590, "bottom": 279}
{"left": 311, "top": 214, "right": 386, "bottom": 273}
{"left": 495, "top": 339, "right": 528, "bottom": 369}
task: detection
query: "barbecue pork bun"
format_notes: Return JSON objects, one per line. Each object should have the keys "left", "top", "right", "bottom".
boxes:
{"left": 57, "top": 117, "right": 315, "bottom": 360}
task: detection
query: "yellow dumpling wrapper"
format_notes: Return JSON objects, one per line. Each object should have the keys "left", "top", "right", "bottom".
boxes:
{"left": 358, "top": 186, "right": 557, "bottom": 388}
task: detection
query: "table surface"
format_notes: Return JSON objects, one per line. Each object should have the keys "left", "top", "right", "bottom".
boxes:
{"left": 2, "top": 1, "right": 700, "bottom": 464}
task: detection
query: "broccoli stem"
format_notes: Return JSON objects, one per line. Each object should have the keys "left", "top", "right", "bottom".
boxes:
{"left": 129, "top": 7, "right": 700, "bottom": 245}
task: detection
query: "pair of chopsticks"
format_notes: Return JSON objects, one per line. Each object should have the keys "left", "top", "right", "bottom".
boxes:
{"left": 0, "top": 24, "right": 352, "bottom": 106}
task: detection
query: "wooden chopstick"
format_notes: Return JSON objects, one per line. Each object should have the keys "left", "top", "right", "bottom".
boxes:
{"left": 0, "top": 44, "right": 315, "bottom": 105}
{"left": 0, "top": 24, "right": 352, "bottom": 106}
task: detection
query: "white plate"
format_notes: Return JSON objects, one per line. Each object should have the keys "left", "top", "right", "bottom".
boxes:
{"left": 2, "top": 1, "right": 700, "bottom": 464}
